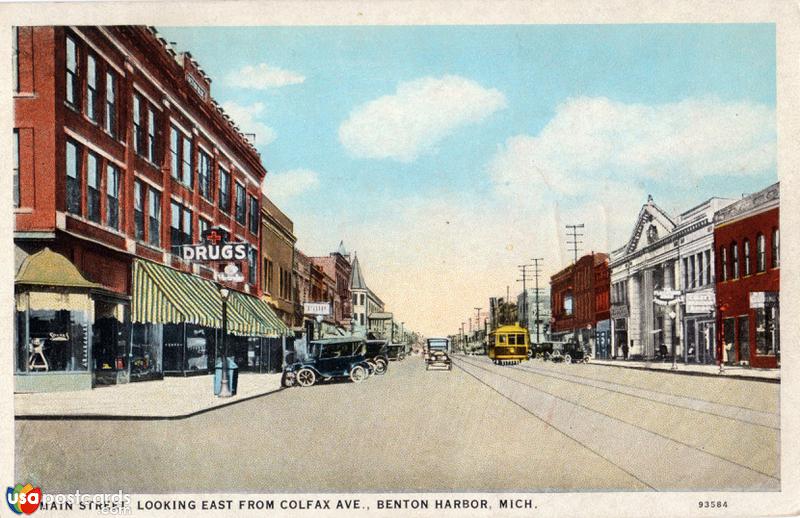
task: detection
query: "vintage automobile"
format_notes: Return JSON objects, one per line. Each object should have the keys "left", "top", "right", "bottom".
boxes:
{"left": 365, "top": 339, "right": 390, "bottom": 374}
{"left": 282, "top": 337, "right": 372, "bottom": 387}
{"left": 426, "top": 349, "right": 452, "bottom": 370}
{"left": 544, "top": 341, "right": 588, "bottom": 364}
{"left": 387, "top": 344, "right": 406, "bottom": 361}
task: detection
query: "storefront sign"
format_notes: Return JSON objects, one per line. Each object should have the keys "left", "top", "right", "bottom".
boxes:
{"left": 749, "top": 291, "right": 778, "bottom": 309}
{"left": 610, "top": 304, "right": 629, "bottom": 319}
{"left": 304, "top": 302, "right": 331, "bottom": 316}
{"left": 218, "top": 263, "right": 245, "bottom": 283}
{"left": 181, "top": 227, "right": 251, "bottom": 262}
{"left": 685, "top": 291, "right": 715, "bottom": 314}
{"left": 654, "top": 288, "right": 682, "bottom": 301}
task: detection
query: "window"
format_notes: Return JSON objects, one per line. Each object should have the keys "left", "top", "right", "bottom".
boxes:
{"left": 756, "top": 234, "right": 766, "bottom": 272}
{"left": 170, "top": 202, "right": 193, "bottom": 255}
{"left": 13, "top": 130, "right": 19, "bottom": 208}
{"left": 12, "top": 27, "right": 19, "bottom": 92}
{"left": 682, "top": 258, "right": 688, "bottom": 290}
{"left": 771, "top": 228, "right": 779, "bottom": 268}
{"left": 147, "top": 109, "right": 157, "bottom": 162}
{"left": 705, "top": 250, "right": 711, "bottom": 285}
{"left": 106, "top": 164, "right": 120, "bottom": 230}
{"left": 235, "top": 183, "right": 246, "bottom": 225}
{"left": 720, "top": 246, "right": 727, "bottom": 281}
{"left": 181, "top": 136, "right": 192, "bottom": 186}
{"left": 248, "top": 248, "right": 257, "bottom": 285}
{"left": 133, "top": 94, "right": 143, "bottom": 155}
{"left": 134, "top": 181, "right": 145, "bottom": 241}
{"left": 360, "top": 294, "right": 365, "bottom": 305}
{"left": 563, "top": 290, "right": 573, "bottom": 316}
{"left": 755, "top": 306, "right": 778, "bottom": 356}
{"left": 737, "top": 316, "right": 750, "bottom": 362}
{"left": 86, "top": 152, "right": 101, "bottom": 223}
{"left": 697, "top": 253, "right": 704, "bottom": 286}
{"left": 198, "top": 149, "right": 212, "bottom": 200}
{"left": 148, "top": 188, "right": 161, "bottom": 247}
{"left": 16, "top": 308, "right": 90, "bottom": 373}
{"left": 105, "top": 72, "right": 116, "bottom": 136}
{"left": 170, "top": 127, "right": 180, "bottom": 179}
{"left": 66, "top": 140, "right": 81, "bottom": 214}
{"left": 86, "top": 54, "right": 98, "bottom": 121}
{"left": 730, "top": 242, "right": 739, "bottom": 279}
{"left": 689, "top": 255, "right": 695, "bottom": 289}
{"left": 219, "top": 168, "right": 231, "bottom": 212}
{"left": 198, "top": 217, "right": 210, "bottom": 239}
{"left": 743, "top": 239, "right": 751, "bottom": 276}
{"left": 66, "top": 35, "right": 78, "bottom": 106}
{"left": 248, "top": 195, "right": 259, "bottom": 234}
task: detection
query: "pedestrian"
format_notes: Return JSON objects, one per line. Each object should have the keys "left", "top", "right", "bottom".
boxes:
{"left": 622, "top": 341, "right": 629, "bottom": 360}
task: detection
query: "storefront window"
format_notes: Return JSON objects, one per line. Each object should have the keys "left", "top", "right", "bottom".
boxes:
{"left": 723, "top": 317, "right": 735, "bottom": 364}
{"left": 20, "top": 309, "right": 90, "bottom": 372}
{"left": 186, "top": 325, "right": 213, "bottom": 372}
{"left": 92, "top": 300, "right": 129, "bottom": 381}
{"left": 162, "top": 323, "right": 185, "bottom": 372}
{"left": 755, "top": 306, "right": 778, "bottom": 356}
{"left": 131, "top": 323, "right": 162, "bottom": 380}
{"left": 737, "top": 316, "right": 750, "bottom": 362}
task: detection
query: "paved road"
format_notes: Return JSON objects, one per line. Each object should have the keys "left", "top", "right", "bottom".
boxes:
{"left": 15, "top": 355, "right": 779, "bottom": 493}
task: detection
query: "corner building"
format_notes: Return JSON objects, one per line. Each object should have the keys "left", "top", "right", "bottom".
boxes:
{"left": 13, "top": 26, "right": 287, "bottom": 392}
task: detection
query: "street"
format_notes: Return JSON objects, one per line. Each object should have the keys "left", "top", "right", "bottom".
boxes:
{"left": 16, "top": 355, "right": 779, "bottom": 493}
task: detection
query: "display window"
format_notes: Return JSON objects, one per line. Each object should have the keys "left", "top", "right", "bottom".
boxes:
{"left": 131, "top": 323, "right": 163, "bottom": 380}
{"left": 16, "top": 308, "right": 90, "bottom": 373}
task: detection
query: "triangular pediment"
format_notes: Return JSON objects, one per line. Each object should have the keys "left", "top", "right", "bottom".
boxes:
{"left": 624, "top": 200, "right": 676, "bottom": 254}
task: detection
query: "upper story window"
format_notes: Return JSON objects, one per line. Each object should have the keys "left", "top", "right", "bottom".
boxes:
{"left": 248, "top": 195, "right": 259, "bottom": 235}
{"left": 720, "top": 246, "right": 728, "bottom": 282}
{"left": 13, "top": 130, "right": 19, "bottom": 208}
{"left": 704, "top": 250, "right": 711, "bottom": 285}
{"left": 105, "top": 72, "right": 116, "bottom": 136}
{"left": 169, "top": 126, "right": 193, "bottom": 188}
{"left": 198, "top": 217, "right": 211, "bottom": 238}
{"left": 235, "top": 182, "right": 246, "bottom": 225}
{"left": 134, "top": 94, "right": 158, "bottom": 163}
{"left": 198, "top": 149, "right": 212, "bottom": 201}
{"left": 133, "top": 95, "right": 143, "bottom": 155}
{"left": 730, "top": 242, "right": 739, "bottom": 279}
{"left": 248, "top": 248, "right": 257, "bottom": 286}
{"left": 772, "top": 228, "right": 779, "bottom": 268}
{"left": 147, "top": 109, "right": 157, "bottom": 162}
{"left": 148, "top": 188, "right": 161, "bottom": 247}
{"left": 12, "top": 27, "right": 19, "bottom": 92}
{"left": 66, "top": 140, "right": 81, "bottom": 214}
{"left": 170, "top": 201, "right": 193, "bottom": 255}
{"left": 134, "top": 180, "right": 145, "bottom": 241}
{"left": 86, "top": 152, "right": 101, "bottom": 223}
{"left": 65, "top": 35, "right": 79, "bottom": 107}
{"left": 563, "top": 290, "right": 573, "bottom": 316}
{"left": 106, "top": 164, "right": 120, "bottom": 230}
{"left": 86, "top": 54, "right": 99, "bottom": 122}
{"left": 756, "top": 233, "right": 766, "bottom": 272}
{"left": 743, "top": 239, "right": 751, "bottom": 276}
{"left": 218, "top": 168, "right": 231, "bottom": 213}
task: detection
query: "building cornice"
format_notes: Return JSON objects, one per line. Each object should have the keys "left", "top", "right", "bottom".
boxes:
{"left": 713, "top": 183, "right": 779, "bottom": 225}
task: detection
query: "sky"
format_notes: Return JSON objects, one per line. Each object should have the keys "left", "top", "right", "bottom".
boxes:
{"left": 157, "top": 24, "right": 777, "bottom": 336}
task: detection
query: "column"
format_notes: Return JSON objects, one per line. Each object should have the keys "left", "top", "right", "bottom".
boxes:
{"left": 642, "top": 269, "right": 654, "bottom": 358}
{"left": 628, "top": 273, "right": 641, "bottom": 356}
{"left": 663, "top": 262, "right": 674, "bottom": 358}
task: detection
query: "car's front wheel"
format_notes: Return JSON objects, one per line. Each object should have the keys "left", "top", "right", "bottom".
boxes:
{"left": 296, "top": 368, "right": 316, "bottom": 387}
{"left": 350, "top": 365, "right": 367, "bottom": 383}
{"left": 564, "top": 354, "right": 572, "bottom": 364}
{"left": 281, "top": 372, "right": 294, "bottom": 387}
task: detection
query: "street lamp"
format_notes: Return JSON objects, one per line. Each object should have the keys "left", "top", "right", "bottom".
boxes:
{"left": 218, "top": 287, "right": 232, "bottom": 398}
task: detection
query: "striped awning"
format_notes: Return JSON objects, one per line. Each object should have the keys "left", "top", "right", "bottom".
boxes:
{"left": 132, "top": 260, "right": 287, "bottom": 337}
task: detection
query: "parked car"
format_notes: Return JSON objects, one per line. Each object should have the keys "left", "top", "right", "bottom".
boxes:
{"left": 282, "top": 337, "right": 372, "bottom": 387}
{"left": 544, "top": 341, "right": 588, "bottom": 363}
{"left": 387, "top": 344, "right": 406, "bottom": 361}
{"left": 365, "top": 339, "right": 390, "bottom": 374}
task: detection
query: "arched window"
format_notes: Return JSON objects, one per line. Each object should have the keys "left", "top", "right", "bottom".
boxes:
{"left": 772, "top": 228, "right": 780, "bottom": 268}
{"left": 720, "top": 246, "right": 728, "bottom": 281}
{"left": 756, "top": 233, "right": 766, "bottom": 272}
{"left": 731, "top": 242, "right": 739, "bottom": 279}
{"left": 743, "top": 239, "right": 751, "bottom": 276}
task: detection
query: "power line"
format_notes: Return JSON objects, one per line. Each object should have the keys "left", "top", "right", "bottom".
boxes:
{"left": 566, "top": 223, "right": 585, "bottom": 264}
{"left": 517, "top": 264, "right": 533, "bottom": 327}
{"left": 531, "top": 257, "right": 544, "bottom": 344}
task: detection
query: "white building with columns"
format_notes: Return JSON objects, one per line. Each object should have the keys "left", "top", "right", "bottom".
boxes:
{"left": 609, "top": 195, "right": 735, "bottom": 361}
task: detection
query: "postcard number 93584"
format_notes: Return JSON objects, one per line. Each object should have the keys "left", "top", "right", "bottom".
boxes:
{"left": 698, "top": 501, "right": 728, "bottom": 509}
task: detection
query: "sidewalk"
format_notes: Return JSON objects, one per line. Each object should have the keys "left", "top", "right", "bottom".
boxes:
{"left": 589, "top": 359, "right": 780, "bottom": 383}
{"left": 15, "top": 372, "right": 284, "bottom": 419}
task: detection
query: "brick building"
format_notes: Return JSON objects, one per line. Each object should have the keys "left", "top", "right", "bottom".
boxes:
{"left": 13, "top": 26, "right": 286, "bottom": 392}
{"left": 549, "top": 253, "right": 610, "bottom": 358}
{"left": 310, "top": 243, "right": 353, "bottom": 328}
{"left": 714, "top": 183, "right": 779, "bottom": 369}
{"left": 260, "top": 195, "right": 296, "bottom": 327}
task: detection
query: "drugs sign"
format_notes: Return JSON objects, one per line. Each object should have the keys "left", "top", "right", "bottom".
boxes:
{"left": 181, "top": 227, "right": 251, "bottom": 262}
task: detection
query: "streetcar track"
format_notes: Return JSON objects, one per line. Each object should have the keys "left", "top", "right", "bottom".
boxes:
{"left": 509, "top": 362, "right": 779, "bottom": 430}
{"left": 518, "top": 360, "right": 777, "bottom": 415}
{"left": 454, "top": 356, "right": 780, "bottom": 483}
{"left": 451, "top": 359, "right": 657, "bottom": 491}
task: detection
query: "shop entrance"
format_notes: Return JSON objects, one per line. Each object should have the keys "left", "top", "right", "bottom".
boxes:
{"left": 92, "top": 298, "right": 129, "bottom": 385}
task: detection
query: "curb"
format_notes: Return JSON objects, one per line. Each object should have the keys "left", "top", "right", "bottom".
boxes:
{"left": 14, "top": 386, "right": 285, "bottom": 421}
{"left": 589, "top": 362, "right": 780, "bottom": 384}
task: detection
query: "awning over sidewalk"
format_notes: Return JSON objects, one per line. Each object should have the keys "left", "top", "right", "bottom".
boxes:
{"left": 132, "top": 260, "right": 288, "bottom": 337}
{"left": 15, "top": 247, "right": 103, "bottom": 290}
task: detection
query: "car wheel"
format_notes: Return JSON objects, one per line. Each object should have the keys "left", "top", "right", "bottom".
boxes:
{"left": 296, "top": 368, "right": 316, "bottom": 387}
{"left": 281, "top": 372, "right": 294, "bottom": 388}
{"left": 350, "top": 365, "right": 367, "bottom": 383}
{"left": 375, "top": 359, "right": 388, "bottom": 375}
{"left": 564, "top": 354, "right": 572, "bottom": 364}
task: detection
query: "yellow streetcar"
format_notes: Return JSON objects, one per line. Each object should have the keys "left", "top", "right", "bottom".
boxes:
{"left": 488, "top": 323, "right": 530, "bottom": 365}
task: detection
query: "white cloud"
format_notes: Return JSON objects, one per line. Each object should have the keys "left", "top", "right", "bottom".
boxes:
{"left": 226, "top": 63, "right": 306, "bottom": 89}
{"left": 488, "top": 96, "right": 776, "bottom": 198}
{"left": 339, "top": 75, "right": 507, "bottom": 162}
{"left": 262, "top": 169, "right": 320, "bottom": 203}
{"left": 220, "top": 101, "right": 277, "bottom": 147}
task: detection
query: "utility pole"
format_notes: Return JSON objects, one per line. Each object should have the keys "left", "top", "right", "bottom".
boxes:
{"left": 474, "top": 307, "right": 481, "bottom": 347}
{"left": 531, "top": 257, "right": 544, "bottom": 345}
{"left": 517, "top": 264, "right": 532, "bottom": 328}
{"left": 566, "top": 223, "right": 585, "bottom": 265}
{"left": 566, "top": 223, "right": 585, "bottom": 352}
{"left": 506, "top": 285, "right": 510, "bottom": 323}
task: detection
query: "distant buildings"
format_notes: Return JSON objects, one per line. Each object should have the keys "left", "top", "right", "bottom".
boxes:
{"left": 349, "top": 253, "right": 385, "bottom": 335}
{"left": 516, "top": 288, "right": 550, "bottom": 346}
{"left": 260, "top": 196, "right": 296, "bottom": 327}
